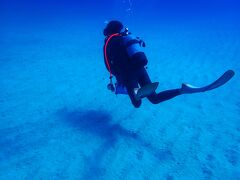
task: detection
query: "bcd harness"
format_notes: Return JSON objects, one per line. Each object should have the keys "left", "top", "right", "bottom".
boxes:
{"left": 104, "top": 29, "right": 146, "bottom": 92}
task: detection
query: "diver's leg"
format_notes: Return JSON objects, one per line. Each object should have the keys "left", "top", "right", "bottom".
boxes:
{"left": 124, "top": 77, "right": 142, "bottom": 108}
{"left": 138, "top": 67, "right": 181, "bottom": 104}
{"left": 147, "top": 89, "right": 181, "bottom": 104}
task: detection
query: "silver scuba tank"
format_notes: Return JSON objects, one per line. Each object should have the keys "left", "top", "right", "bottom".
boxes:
{"left": 122, "top": 34, "right": 146, "bottom": 58}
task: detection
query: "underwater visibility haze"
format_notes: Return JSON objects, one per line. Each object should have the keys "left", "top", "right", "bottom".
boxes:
{"left": 0, "top": 0, "right": 240, "bottom": 179}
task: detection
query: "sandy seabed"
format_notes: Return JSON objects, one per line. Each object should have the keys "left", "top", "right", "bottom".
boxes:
{"left": 0, "top": 20, "right": 240, "bottom": 179}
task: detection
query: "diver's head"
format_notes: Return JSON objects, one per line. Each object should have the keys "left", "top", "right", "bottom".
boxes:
{"left": 103, "top": 20, "right": 123, "bottom": 36}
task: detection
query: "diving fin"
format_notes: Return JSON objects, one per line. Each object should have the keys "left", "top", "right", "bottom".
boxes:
{"left": 135, "top": 82, "right": 159, "bottom": 100}
{"left": 181, "top": 70, "right": 235, "bottom": 94}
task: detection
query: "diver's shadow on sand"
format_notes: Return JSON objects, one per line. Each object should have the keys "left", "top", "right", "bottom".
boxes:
{"left": 57, "top": 108, "right": 174, "bottom": 178}
{"left": 57, "top": 108, "right": 138, "bottom": 142}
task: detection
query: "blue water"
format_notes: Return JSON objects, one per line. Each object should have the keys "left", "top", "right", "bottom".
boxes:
{"left": 0, "top": 0, "right": 240, "bottom": 179}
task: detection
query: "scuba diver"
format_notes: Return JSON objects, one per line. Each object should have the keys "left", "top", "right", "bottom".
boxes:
{"left": 103, "top": 20, "right": 235, "bottom": 108}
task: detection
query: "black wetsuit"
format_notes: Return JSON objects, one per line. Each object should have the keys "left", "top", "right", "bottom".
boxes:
{"left": 104, "top": 35, "right": 181, "bottom": 108}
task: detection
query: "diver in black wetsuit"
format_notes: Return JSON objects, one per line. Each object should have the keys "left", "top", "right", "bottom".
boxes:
{"left": 103, "top": 20, "right": 234, "bottom": 108}
{"left": 103, "top": 20, "right": 181, "bottom": 108}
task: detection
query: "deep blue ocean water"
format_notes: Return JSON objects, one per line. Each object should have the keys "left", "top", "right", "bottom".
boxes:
{"left": 0, "top": 0, "right": 240, "bottom": 179}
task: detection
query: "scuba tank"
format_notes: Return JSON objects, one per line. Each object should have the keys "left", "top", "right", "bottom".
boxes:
{"left": 121, "top": 28, "right": 146, "bottom": 57}
{"left": 121, "top": 28, "right": 148, "bottom": 67}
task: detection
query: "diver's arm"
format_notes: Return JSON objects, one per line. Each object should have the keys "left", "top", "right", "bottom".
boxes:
{"left": 130, "top": 52, "right": 148, "bottom": 67}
